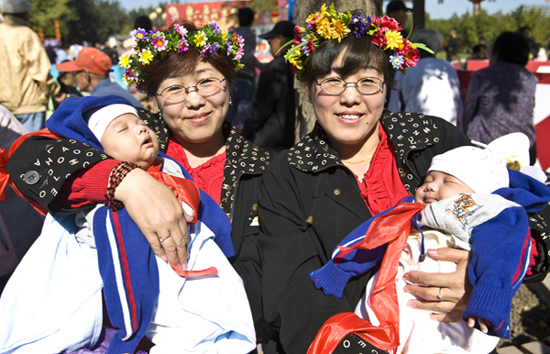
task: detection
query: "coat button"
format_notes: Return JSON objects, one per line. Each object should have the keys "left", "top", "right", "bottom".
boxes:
{"left": 333, "top": 189, "right": 340, "bottom": 195}
{"left": 23, "top": 170, "right": 40, "bottom": 185}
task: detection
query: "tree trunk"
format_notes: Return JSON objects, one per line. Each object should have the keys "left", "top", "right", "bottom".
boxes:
{"left": 412, "top": 0, "right": 425, "bottom": 33}
{"left": 294, "top": 0, "right": 378, "bottom": 141}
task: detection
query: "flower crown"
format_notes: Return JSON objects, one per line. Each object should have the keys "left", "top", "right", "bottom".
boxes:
{"left": 119, "top": 21, "right": 245, "bottom": 93}
{"left": 284, "top": 4, "right": 431, "bottom": 79}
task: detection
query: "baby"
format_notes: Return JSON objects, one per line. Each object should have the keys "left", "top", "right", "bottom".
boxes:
{"left": 310, "top": 133, "right": 550, "bottom": 354}
{"left": 0, "top": 96, "right": 255, "bottom": 354}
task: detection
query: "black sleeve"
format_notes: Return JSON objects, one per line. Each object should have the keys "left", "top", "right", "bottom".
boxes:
{"left": 6, "top": 108, "right": 164, "bottom": 216}
{"left": 6, "top": 135, "right": 109, "bottom": 216}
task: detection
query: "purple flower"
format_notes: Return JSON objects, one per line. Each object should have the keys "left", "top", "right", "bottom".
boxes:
{"left": 132, "top": 28, "right": 148, "bottom": 41}
{"left": 226, "top": 41, "right": 232, "bottom": 55}
{"left": 349, "top": 15, "right": 370, "bottom": 38}
{"left": 210, "top": 21, "right": 221, "bottom": 34}
{"left": 136, "top": 81, "right": 147, "bottom": 93}
{"left": 211, "top": 43, "right": 219, "bottom": 54}
{"left": 201, "top": 44, "right": 212, "bottom": 57}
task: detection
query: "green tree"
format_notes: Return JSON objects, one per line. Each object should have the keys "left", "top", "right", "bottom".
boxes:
{"left": 28, "top": 0, "right": 72, "bottom": 38}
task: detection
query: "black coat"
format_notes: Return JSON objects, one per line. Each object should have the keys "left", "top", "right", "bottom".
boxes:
{"left": 256, "top": 110, "right": 550, "bottom": 354}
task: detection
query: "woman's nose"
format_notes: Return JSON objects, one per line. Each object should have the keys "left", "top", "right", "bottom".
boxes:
{"left": 339, "top": 85, "right": 362, "bottom": 105}
{"left": 185, "top": 90, "right": 205, "bottom": 108}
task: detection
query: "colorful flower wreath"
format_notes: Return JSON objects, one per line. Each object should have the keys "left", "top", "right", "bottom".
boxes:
{"left": 284, "top": 3, "right": 432, "bottom": 79}
{"left": 119, "top": 21, "right": 245, "bottom": 93}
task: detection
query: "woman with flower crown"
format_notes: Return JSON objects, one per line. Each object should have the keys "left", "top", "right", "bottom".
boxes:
{"left": 256, "top": 4, "right": 550, "bottom": 354}
{"left": 5, "top": 20, "right": 269, "bottom": 350}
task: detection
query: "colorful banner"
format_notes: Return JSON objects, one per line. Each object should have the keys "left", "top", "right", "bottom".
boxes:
{"left": 165, "top": 2, "right": 250, "bottom": 30}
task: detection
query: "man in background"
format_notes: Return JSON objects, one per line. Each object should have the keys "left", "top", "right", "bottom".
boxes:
{"left": 227, "top": 7, "right": 265, "bottom": 127}
{"left": 56, "top": 47, "right": 143, "bottom": 108}
{"left": 241, "top": 21, "right": 296, "bottom": 156}
{"left": 445, "top": 28, "right": 460, "bottom": 61}
{"left": 0, "top": 0, "right": 62, "bottom": 132}
{"left": 386, "top": 0, "right": 412, "bottom": 31}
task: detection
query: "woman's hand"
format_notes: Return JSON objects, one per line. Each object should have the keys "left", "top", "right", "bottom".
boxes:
{"left": 403, "top": 247, "right": 472, "bottom": 322}
{"left": 114, "top": 168, "right": 190, "bottom": 270}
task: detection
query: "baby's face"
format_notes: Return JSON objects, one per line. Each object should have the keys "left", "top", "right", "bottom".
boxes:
{"left": 415, "top": 170, "right": 474, "bottom": 206}
{"left": 101, "top": 113, "right": 160, "bottom": 169}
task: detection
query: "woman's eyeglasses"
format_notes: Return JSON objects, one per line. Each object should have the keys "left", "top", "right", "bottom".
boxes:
{"left": 156, "top": 77, "right": 226, "bottom": 103}
{"left": 316, "top": 77, "right": 385, "bottom": 96}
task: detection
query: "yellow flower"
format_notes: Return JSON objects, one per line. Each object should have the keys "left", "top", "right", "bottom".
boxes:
{"left": 384, "top": 30, "right": 403, "bottom": 51}
{"left": 139, "top": 49, "right": 154, "bottom": 64}
{"left": 235, "top": 63, "right": 244, "bottom": 70}
{"left": 118, "top": 54, "right": 131, "bottom": 68}
{"left": 221, "top": 31, "right": 227, "bottom": 43}
{"left": 411, "top": 43, "right": 418, "bottom": 50}
{"left": 316, "top": 18, "right": 332, "bottom": 39}
{"left": 194, "top": 31, "right": 207, "bottom": 47}
{"left": 306, "top": 4, "right": 327, "bottom": 23}
{"left": 331, "top": 20, "right": 350, "bottom": 42}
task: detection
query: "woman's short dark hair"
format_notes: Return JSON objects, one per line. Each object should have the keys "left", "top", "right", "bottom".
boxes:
{"left": 300, "top": 34, "right": 392, "bottom": 90}
{"left": 141, "top": 22, "right": 237, "bottom": 95}
{"left": 299, "top": 10, "right": 392, "bottom": 90}
{"left": 238, "top": 8, "right": 254, "bottom": 27}
{"left": 492, "top": 31, "right": 530, "bottom": 66}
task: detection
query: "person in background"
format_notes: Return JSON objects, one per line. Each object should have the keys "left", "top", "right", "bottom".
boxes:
{"left": 388, "top": 29, "right": 462, "bottom": 126}
{"left": 227, "top": 7, "right": 265, "bottom": 127}
{"left": 45, "top": 44, "right": 57, "bottom": 64}
{"left": 54, "top": 42, "right": 69, "bottom": 64}
{"left": 241, "top": 20, "right": 296, "bottom": 156}
{"left": 101, "top": 36, "right": 119, "bottom": 67}
{"left": 0, "top": 0, "right": 62, "bottom": 132}
{"left": 463, "top": 31, "right": 538, "bottom": 164}
{"left": 56, "top": 47, "right": 143, "bottom": 108}
{"left": 445, "top": 28, "right": 460, "bottom": 62}
{"left": 518, "top": 26, "right": 539, "bottom": 60}
{"left": 385, "top": 0, "right": 412, "bottom": 30}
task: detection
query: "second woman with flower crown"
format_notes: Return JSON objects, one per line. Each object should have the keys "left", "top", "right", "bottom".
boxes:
{"left": 6, "top": 20, "right": 269, "bottom": 350}
{"left": 256, "top": 4, "right": 550, "bottom": 354}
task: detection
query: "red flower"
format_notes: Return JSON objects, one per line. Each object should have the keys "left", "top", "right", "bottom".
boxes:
{"left": 372, "top": 15, "right": 402, "bottom": 32}
{"left": 370, "top": 28, "right": 387, "bottom": 48}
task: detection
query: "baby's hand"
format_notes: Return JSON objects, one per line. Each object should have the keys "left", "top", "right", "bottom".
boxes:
{"left": 467, "top": 316, "right": 492, "bottom": 333}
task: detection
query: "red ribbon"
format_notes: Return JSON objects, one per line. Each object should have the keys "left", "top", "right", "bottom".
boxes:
{"left": 308, "top": 202, "right": 424, "bottom": 353}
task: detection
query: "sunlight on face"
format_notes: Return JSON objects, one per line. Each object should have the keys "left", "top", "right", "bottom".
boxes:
{"left": 415, "top": 170, "right": 475, "bottom": 206}
{"left": 101, "top": 113, "right": 160, "bottom": 169}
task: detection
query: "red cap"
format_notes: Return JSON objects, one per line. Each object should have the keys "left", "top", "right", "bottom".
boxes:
{"left": 56, "top": 47, "right": 112, "bottom": 75}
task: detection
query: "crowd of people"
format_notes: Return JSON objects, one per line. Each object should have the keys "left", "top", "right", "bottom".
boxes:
{"left": 1, "top": 0, "right": 550, "bottom": 353}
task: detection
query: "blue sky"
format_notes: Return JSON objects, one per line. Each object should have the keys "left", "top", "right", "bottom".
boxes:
{"left": 117, "top": 0, "right": 549, "bottom": 20}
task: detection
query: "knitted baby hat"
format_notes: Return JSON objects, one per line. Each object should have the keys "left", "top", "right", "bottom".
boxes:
{"left": 428, "top": 133, "right": 530, "bottom": 194}
{"left": 88, "top": 103, "right": 138, "bottom": 143}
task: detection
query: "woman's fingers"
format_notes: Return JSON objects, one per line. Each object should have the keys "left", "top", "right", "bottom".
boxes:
{"left": 114, "top": 169, "right": 189, "bottom": 269}
{"left": 403, "top": 247, "right": 472, "bottom": 321}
